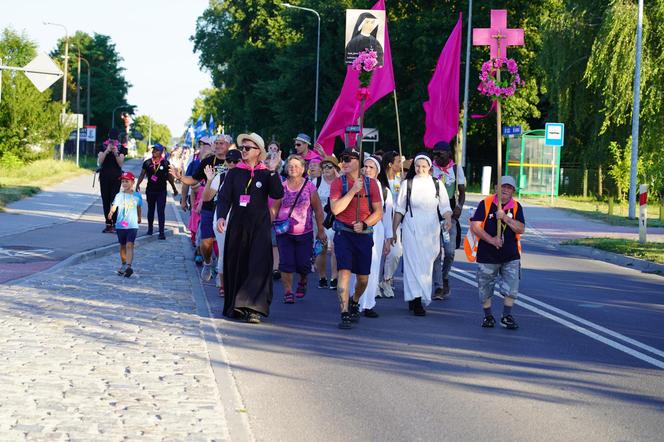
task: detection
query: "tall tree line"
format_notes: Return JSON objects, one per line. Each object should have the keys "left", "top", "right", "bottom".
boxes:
{"left": 191, "top": 0, "right": 664, "bottom": 197}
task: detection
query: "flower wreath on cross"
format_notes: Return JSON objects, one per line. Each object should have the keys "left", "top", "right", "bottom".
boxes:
{"left": 477, "top": 57, "right": 524, "bottom": 102}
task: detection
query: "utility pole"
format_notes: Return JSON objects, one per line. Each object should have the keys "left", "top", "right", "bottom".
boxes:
{"left": 628, "top": 0, "right": 644, "bottom": 219}
{"left": 44, "top": 22, "right": 69, "bottom": 161}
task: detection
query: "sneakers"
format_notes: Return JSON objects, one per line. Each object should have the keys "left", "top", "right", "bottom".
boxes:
{"left": 433, "top": 280, "right": 451, "bottom": 301}
{"left": 329, "top": 278, "right": 338, "bottom": 290}
{"left": 349, "top": 300, "right": 360, "bottom": 323}
{"left": 338, "top": 312, "right": 352, "bottom": 329}
{"left": 433, "top": 288, "right": 445, "bottom": 301}
{"left": 201, "top": 262, "right": 213, "bottom": 281}
{"left": 246, "top": 312, "right": 261, "bottom": 324}
{"left": 412, "top": 297, "right": 426, "bottom": 316}
{"left": 158, "top": 233, "right": 166, "bottom": 240}
{"left": 318, "top": 277, "right": 328, "bottom": 289}
{"left": 380, "top": 280, "right": 395, "bottom": 298}
{"left": 283, "top": 292, "right": 295, "bottom": 304}
{"left": 481, "top": 315, "right": 496, "bottom": 328}
{"left": 102, "top": 225, "right": 113, "bottom": 233}
{"left": 500, "top": 315, "right": 519, "bottom": 330}
{"left": 123, "top": 266, "right": 134, "bottom": 278}
{"left": 146, "top": 228, "right": 153, "bottom": 235}
{"left": 195, "top": 255, "right": 203, "bottom": 267}
{"left": 117, "top": 264, "right": 127, "bottom": 275}
{"left": 363, "top": 308, "right": 379, "bottom": 318}
{"left": 272, "top": 270, "right": 281, "bottom": 280}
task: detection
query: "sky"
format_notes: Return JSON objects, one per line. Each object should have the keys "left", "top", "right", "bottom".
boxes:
{"left": 3, "top": 0, "right": 211, "bottom": 136}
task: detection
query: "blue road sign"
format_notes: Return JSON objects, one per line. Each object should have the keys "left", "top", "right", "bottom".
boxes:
{"left": 545, "top": 123, "right": 565, "bottom": 147}
{"left": 502, "top": 125, "right": 522, "bottom": 137}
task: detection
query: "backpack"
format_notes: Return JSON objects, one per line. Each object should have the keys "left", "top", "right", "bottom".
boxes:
{"left": 405, "top": 176, "right": 443, "bottom": 222}
{"left": 464, "top": 196, "right": 522, "bottom": 263}
{"left": 324, "top": 175, "right": 373, "bottom": 230}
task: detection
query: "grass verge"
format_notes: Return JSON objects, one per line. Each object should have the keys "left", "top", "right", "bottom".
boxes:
{"left": 521, "top": 195, "right": 664, "bottom": 228}
{"left": 562, "top": 238, "right": 664, "bottom": 265}
{"left": 0, "top": 158, "right": 93, "bottom": 210}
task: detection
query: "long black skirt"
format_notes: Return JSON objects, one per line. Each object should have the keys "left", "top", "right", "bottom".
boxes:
{"left": 222, "top": 216, "right": 274, "bottom": 318}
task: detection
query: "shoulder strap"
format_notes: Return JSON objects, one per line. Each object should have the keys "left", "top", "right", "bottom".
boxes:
{"left": 316, "top": 176, "right": 322, "bottom": 189}
{"left": 481, "top": 196, "right": 493, "bottom": 227}
{"left": 341, "top": 175, "right": 348, "bottom": 194}
{"left": 433, "top": 176, "right": 440, "bottom": 199}
{"left": 286, "top": 180, "right": 307, "bottom": 218}
{"left": 405, "top": 179, "right": 413, "bottom": 217}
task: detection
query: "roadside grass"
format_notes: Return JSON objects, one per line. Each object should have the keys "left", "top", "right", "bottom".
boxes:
{"left": 0, "top": 158, "right": 93, "bottom": 210}
{"left": 562, "top": 238, "right": 664, "bottom": 264}
{"left": 521, "top": 195, "right": 664, "bottom": 228}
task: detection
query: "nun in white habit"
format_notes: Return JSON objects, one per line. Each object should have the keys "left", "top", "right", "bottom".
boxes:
{"left": 392, "top": 154, "right": 452, "bottom": 316}
{"left": 351, "top": 156, "right": 393, "bottom": 317}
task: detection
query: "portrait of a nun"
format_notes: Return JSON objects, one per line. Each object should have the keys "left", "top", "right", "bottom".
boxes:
{"left": 344, "top": 11, "right": 384, "bottom": 66}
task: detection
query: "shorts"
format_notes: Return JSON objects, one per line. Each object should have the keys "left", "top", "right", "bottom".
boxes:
{"left": 476, "top": 260, "right": 520, "bottom": 303}
{"left": 334, "top": 229, "right": 373, "bottom": 275}
{"left": 199, "top": 209, "right": 215, "bottom": 240}
{"left": 277, "top": 231, "right": 313, "bottom": 275}
{"left": 117, "top": 228, "right": 138, "bottom": 245}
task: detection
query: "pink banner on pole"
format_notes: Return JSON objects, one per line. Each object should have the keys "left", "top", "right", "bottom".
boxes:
{"left": 422, "top": 14, "right": 463, "bottom": 148}
{"left": 317, "top": 0, "right": 395, "bottom": 154}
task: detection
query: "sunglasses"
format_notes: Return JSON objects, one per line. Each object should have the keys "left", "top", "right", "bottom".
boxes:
{"left": 226, "top": 159, "right": 240, "bottom": 164}
{"left": 322, "top": 164, "right": 335, "bottom": 170}
{"left": 340, "top": 155, "right": 358, "bottom": 163}
{"left": 294, "top": 143, "right": 303, "bottom": 147}
{"left": 240, "top": 144, "right": 260, "bottom": 151}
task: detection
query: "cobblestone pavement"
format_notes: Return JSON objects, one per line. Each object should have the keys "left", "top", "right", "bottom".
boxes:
{"left": 0, "top": 237, "right": 228, "bottom": 441}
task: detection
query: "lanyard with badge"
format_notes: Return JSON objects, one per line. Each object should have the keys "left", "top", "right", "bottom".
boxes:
{"left": 240, "top": 174, "right": 252, "bottom": 207}
{"left": 150, "top": 159, "right": 161, "bottom": 182}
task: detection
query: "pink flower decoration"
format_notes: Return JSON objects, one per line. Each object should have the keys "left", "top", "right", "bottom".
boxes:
{"left": 477, "top": 57, "right": 523, "bottom": 102}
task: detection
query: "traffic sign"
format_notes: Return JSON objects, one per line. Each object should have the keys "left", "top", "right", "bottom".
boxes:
{"left": 545, "top": 123, "right": 565, "bottom": 147}
{"left": 502, "top": 125, "right": 522, "bottom": 137}
{"left": 345, "top": 125, "right": 361, "bottom": 133}
{"left": 22, "top": 53, "right": 63, "bottom": 93}
{"left": 362, "top": 128, "right": 379, "bottom": 142}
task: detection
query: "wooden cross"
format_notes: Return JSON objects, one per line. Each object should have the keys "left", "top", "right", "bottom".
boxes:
{"left": 473, "top": 9, "right": 524, "bottom": 59}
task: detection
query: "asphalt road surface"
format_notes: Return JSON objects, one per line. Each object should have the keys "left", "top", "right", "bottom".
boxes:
{"left": 196, "top": 213, "right": 664, "bottom": 442}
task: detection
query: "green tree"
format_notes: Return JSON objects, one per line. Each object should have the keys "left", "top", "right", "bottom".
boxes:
{"left": 0, "top": 28, "right": 71, "bottom": 163}
{"left": 131, "top": 115, "right": 172, "bottom": 153}
{"left": 51, "top": 31, "right": 133, "bottom": 142}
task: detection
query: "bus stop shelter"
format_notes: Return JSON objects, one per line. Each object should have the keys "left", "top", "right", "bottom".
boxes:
{"left": 505, "top": 129, "right": 561, "bottom": 198}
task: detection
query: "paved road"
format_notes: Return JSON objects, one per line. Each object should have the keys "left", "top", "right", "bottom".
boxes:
{"left": 194, "top": 201, "right": 664, "bottom": 441}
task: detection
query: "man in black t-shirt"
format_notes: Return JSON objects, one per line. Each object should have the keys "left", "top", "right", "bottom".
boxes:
{"left": 171, "top": 135, "right": 230, "bottom": 281}
{"left": 135, "top": 143, "right": 178, "bottom": 239}
{"left": 469, "top": 176, "right": 525, "bottom": 330}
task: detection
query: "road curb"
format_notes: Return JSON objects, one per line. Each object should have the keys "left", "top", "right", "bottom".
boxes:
{"left": 561, "top": 244, "right": 664, "bottom": 276}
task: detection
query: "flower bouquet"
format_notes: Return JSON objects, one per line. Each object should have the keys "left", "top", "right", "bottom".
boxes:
{"left": 352, "top": 49, "right": 382, "bottom": 100}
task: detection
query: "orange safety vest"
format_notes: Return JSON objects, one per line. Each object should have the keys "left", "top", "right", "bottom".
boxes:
{"left": 464, "top": 196, "right": 522, "bottom": 263}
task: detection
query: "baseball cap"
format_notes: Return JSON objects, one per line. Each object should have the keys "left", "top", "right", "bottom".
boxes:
{"left": 433, "top": 141, "right": 452, "bottom": 152}
{"left": 226, "top": 149, "right": 242, "bottom": 162}
{"left": 501, "top": 176, "right": 517, "bottom": 189}
{"left": 119, "top": 171, "right": 135, "bottom": 181}
{"left": 294, "top": 133, "right": 311, "bottom": 145}
{"left": 340, "top": 148, "right": 360, "bottom": 160}
{"left": 152, "top": 143, "right": 165, "bottom": 151}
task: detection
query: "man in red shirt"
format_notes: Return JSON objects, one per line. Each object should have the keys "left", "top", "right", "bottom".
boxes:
{"left": 330, "top": 149, "right": 383, "bottom": 329}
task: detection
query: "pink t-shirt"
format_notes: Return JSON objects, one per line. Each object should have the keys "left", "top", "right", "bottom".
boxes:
{"left": 277, "top": 180, "right": 317, "bottom": 235}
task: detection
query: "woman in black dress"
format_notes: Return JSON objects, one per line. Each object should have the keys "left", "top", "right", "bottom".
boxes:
{"left": 97, "top": 134, "right": 127, "bottom": 233}
{"left": 216, "top": 132, "right": 284, "bottom": 323}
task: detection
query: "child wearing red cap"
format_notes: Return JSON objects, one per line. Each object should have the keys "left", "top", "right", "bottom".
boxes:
{"left": 108, "top": 171, "right": 143, "bottom": 277}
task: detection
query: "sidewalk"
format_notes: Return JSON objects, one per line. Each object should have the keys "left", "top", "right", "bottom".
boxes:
{"left": 0, "top": 236, "right": 229, "bottom": 440}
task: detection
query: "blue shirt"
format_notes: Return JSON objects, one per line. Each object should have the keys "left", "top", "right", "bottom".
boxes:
{"left": 113, "top": 191, "right": 143, "bottom": 229}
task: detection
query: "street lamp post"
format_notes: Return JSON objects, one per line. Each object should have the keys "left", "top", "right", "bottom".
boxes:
{"left": 78, "top": 55, "right": 91, "bottom": 126}
{"left": 44, "top": 22, "right": 69, "bottom": 161}
{"left": 628, "top": 0, "right": 644, "bottom": 219}
{"left": 281, "top": 3, "right": 321, "bottom": 141}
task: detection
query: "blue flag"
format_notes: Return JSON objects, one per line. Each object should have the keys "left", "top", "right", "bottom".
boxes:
{"left": 194, "top": 116, "right": 206, "bottom": 141}
{"left": 208, "top": 115, "right": 215, "bottom": 136}
{"left": 184, "top": 125, "right": 192, "bottom": 146}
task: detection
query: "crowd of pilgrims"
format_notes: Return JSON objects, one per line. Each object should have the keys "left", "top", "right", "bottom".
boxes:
{"left": 109, "top": 130, "right": 523, "bottom": 330}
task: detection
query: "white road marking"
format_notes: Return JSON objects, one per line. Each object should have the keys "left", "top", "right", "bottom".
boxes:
{"left": 449, "top": 268, "right": 664, "bottom": 370}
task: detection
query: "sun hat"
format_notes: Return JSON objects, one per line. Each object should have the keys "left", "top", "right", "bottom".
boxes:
{"left": 237, "top": 132, "right": 267, "bottom": 161}
{"left": 294, "top": 133, "right": 312, "bottom": 145}
{"left": 321, "top": 155, "right": 340, "bottom": 169}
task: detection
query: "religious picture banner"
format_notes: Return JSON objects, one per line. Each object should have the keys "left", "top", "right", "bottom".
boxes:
{"left": 345, "top": 9, "right": 386, "bottom": 66}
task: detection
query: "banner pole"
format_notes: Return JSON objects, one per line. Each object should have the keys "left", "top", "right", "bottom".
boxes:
{"left": 393, "top": 90, "right": 404, "bottom": 176}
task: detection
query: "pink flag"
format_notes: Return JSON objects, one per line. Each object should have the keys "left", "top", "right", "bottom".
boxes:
{"left": 422, "top": 14, "right": 463, "bottom": 148}
{"left": 317, "top": 0, "right": 396, "bottom": 154}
